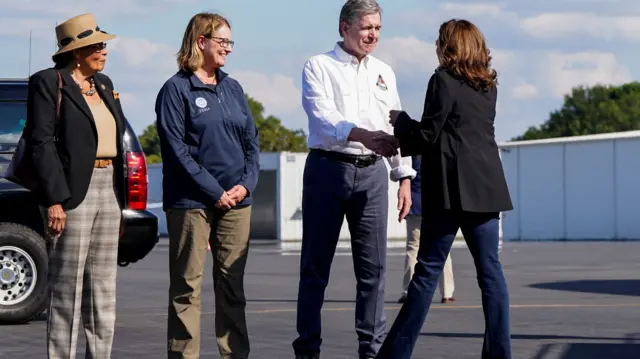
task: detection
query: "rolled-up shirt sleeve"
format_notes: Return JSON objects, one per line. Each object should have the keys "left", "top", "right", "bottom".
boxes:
{"left": 155, "top": 81, "right": 226, "bottom": 202}
{"left": 302, "top": 58, "right": 357, "bottom": 146}
{"left": 385, "top": 75, "right": 417, "bottom": 182}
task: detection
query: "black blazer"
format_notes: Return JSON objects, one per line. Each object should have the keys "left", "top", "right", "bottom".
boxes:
{"left": 394, "top": 68, "right": 513, "bottom": 213}
{"left": 26, "top": 68, "right": 126, "bottom": 211}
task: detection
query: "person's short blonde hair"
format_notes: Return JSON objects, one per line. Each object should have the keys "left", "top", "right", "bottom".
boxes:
{"left": 177, "top": 12, "right": 230, "bottom": 72}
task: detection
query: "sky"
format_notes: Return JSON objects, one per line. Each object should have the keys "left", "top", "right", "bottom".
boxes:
{"left": 1, "top": 0, "right": 638, "bottom": 143}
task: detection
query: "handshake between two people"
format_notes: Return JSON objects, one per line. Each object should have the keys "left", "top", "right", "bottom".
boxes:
{"left": 349, "top": 110, "right": 404, "bottom": 157}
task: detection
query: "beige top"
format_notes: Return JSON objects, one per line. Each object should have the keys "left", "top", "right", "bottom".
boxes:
{"left": 89, "top": 100, "right": 118, "bottom": 158}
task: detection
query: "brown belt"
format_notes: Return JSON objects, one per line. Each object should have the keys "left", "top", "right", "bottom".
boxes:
{"left": 94, "top": 158, "right": 113, "bottom": 168}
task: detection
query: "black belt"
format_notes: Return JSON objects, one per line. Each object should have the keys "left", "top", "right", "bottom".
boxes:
{"left": 311, "top": 149, "right": 380, "bottom": 168}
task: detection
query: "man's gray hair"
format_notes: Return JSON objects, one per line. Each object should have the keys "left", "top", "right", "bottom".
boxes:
{"left": 338, "top": 0, "right": 382, "bottom": 37}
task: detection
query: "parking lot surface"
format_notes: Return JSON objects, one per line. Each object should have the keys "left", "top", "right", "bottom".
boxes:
{"left": 2, "top": 241, "right": 639, "bottom": 358}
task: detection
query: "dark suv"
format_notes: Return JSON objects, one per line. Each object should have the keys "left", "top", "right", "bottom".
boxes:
{"left": 0, "top": 78, "right": 159, "bottom": 323}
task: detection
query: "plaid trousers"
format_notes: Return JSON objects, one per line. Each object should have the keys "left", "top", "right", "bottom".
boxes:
{"left": 46, "top": 165, "right": 121, "bottom": 359}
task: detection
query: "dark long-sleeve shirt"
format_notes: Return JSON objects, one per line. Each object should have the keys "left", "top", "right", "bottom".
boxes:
{"left": 155, "top": 69, "right": 260, "bottom": 209}
{"left": 408, "top": 155, "right": 422, "bottom": 216}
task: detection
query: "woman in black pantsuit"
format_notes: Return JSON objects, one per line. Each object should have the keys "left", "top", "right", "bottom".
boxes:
{"left": 375, "top": 19, "right": 514, "bottom": 359}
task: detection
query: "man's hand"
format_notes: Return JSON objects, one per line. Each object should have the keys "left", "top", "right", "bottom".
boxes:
{"left": 373, "top": 133, "right": 400, "bottom": 151}
{"left": 227, "top": 185, "right": 248, "bottom": 203}
{"left": 215, "top": 192, "right": 237, "bottom": 210}
{"left": 47, "top": 204, "right": 67, "bottom": 237}
{"left": 389, "top": 110, "right": 404, "bottom": 127}
{"left": 349, "top": 128, "right": 398, "bottom": 157}
{"left": 397, "top": 178, "right": 412, "bottom": 222}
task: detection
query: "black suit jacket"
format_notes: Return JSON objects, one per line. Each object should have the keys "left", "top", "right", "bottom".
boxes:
{"left": 26, "top": 68, "right": 126, "bottom": 210}
{"left": 394, "top": 68, "right": 513, "bottom": 213}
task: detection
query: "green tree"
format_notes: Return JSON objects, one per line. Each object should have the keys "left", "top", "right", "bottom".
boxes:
{"left": 512, "top": 82, "right": 640, "bottom": 141}
{"left": 246, "top": 95, "right": 308, "bottom": 152}
{"left": 138, "top": 124, "right": 162, "bottom": 164}
{"left": 139, "top": 95, "right": 308, "bottom": 163}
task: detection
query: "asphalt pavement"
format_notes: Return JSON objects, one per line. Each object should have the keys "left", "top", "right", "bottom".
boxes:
{"left": 2, "top": 241, "right": 639, "bottom": 358}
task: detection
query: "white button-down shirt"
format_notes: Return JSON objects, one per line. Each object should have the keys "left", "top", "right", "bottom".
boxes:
{"left": 302, "top": 42, "right": 416, "bottom": 182}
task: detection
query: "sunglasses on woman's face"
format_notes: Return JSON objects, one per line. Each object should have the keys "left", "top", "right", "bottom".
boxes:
{"left": 85, "top": 42, "right": 107, "bottom": 53}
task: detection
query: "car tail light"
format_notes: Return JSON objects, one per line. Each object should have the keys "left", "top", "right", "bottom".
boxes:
{"left": 126, "top": 151, "right": 148, "bottom": 210}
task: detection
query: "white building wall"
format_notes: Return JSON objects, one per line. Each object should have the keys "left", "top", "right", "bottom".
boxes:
{"left": 499, "top": 131, "right": 640, "bottom": 241}
{"left": 615, "top": 138, "right": 640, "bottom": 239}
{"left": 521, "top": 144, "right": 564, "bottom": 240}
{"left": 565, "top": 141, "right": 615, "bottom": 239}
{"left": 275, "top": 152, "right": 410, "bottom": 242}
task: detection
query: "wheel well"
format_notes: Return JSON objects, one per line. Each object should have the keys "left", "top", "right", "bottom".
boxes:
{"left": 0, "top": 191, "right": 45, "bottom": 237}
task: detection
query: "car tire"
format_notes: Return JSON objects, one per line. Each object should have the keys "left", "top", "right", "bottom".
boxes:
{"left": 0, "top": 223, "right": 49, "bottom": 324}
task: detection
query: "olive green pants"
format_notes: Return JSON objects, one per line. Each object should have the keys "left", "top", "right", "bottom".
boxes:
{"left": 166, "top": 206, "right": 252, "bottom": 359}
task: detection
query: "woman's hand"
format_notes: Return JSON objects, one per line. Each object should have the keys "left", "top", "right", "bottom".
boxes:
{"left": 47, "top": 204, "right": 67, "bottom": 237}
{"left": 349, "top": 128, "right": 398, "bottom": 157}
{"left": 227, "top": 185, "right": 248, "bottom": 203}
{"left": 389, "top": 110, "right": 403, "bottom": 127}
{"left": 215, "top": 192, "right": 237, "bottom": 210}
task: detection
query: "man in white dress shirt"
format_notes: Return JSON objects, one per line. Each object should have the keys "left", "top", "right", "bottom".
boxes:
{"left": 292, "top": 1, "right": 416, "bottom": 358}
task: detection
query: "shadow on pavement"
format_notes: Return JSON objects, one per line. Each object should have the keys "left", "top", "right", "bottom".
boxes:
{"left": 246, "top": 299, "right": 403, "bottom": 304}
{"left": 420, "top": 333, "right": 629, "bottom": 341}
{"left": 422, "top": 333, "right": 640, "bottom": 359}
{"left": 529, "top": 279, "right": 640, "bottom": 297}
{"left": 531, "top": 342, "right": 640, "bottom": 359}
{"left": 0, "top": 310, "right": 48, "bottom": 326}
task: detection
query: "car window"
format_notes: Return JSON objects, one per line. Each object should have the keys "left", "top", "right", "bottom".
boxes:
{"left": 0, "top": 101, "right": 27, "bottom": 147}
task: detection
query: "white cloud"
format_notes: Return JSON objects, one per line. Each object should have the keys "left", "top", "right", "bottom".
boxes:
{"left": 521, "top": 13, "right": 640, "bottom": 41}
{"left": 0, "top": 18, "right": 57, "bottom": 40}
{"left": 439, "top": 2, "right": 519, "bottom": 24}
{"left": 494, "top": 49, "right": 631, "bottom": 100}
{"left": 490, "top": 49, "right": 515, "bottom": 74}
{"left": 497, "top": 50, "right": 630, "bottom": 99}
{"left": 371, "top": 35, "right": 631, "bottom": 104}
{"left": 109, "top": 37, "right": 176, "bottom": 71}
{"left": 398, "top": 3, "right": 640, "bottom": 43}
{"left": 375, "top": 36, "right": 439, "bottom": 75}
{"left": 511, "top": 83, "right": 540, "bottom": 99}
{"left": 232, "top": 71, "right": 303, "bottom": 119}
{"left": 0, "top": 0, "right": 191, "bottom": 18}
{"left": 543, "top": 52, "right": 631, "bottom": 96}
{"left": 396, "top": 2, "right": 520, "bottom": 34}
{"left": 440, "top": 2, "right": 506, "bottom": 17}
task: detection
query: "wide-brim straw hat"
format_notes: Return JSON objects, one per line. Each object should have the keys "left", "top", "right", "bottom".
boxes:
{"left": 52, "top": 13, "right": 116, "bottom": 59}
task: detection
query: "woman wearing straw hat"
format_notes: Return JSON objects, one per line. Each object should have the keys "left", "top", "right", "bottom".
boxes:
{"left": 27, "top": 13, "right": 124, "bottom": 358}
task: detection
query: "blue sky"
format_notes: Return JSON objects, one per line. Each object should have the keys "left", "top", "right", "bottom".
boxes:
{"left": 1, "top": 0, "right": 638, "bottom": 142}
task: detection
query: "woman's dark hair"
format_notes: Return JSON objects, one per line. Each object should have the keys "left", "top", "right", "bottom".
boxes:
{"left": 52, "top": 51, "right": 75, "bottom": 69}
{"left": 436, "top": 19, "right": 498, "bottom": 91}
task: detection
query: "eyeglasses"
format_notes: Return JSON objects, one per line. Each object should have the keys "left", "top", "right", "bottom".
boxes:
{"left": 204, "top": 35, "right": 234, "bottom": 49}
{"left": 86, "top": 42, "right": 107, "bottom": 52}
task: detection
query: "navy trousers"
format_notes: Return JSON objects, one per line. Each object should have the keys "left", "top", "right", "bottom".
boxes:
{"left": 293, "top": 151, "right": 389, "bottom": 358}
{"left": 376, "top": 211, "right": 511, "bottom": 359}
